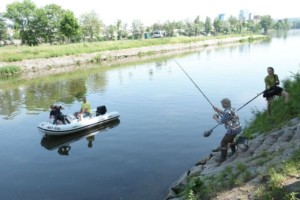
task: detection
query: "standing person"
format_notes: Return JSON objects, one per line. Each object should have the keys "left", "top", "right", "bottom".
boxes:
{"left": 212, "top": 98, "right": 242, "bottom": 165}
{"left": 263, "top": 67, "right": 289, "bottom": 115}
{"left": 78, "top": 96, "right": 91, "bottom": 120}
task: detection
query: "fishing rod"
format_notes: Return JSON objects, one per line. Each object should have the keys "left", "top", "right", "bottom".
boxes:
{"left": 203, "top": 90, "right": 265, "bottom": 137}
{"left": 173, "top": 59, "right": 215, "bottom": 108}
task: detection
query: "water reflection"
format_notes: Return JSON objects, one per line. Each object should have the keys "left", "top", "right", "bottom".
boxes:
{"left": 40, "top": 119, "right": 120, "bottom": 155}
{"left": 0, "top": 67, "right": 109, "bottom": 119}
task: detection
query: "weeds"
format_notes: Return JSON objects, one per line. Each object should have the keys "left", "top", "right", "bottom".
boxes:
{"left": 0, "top": 65, "right": 21, "bottom": 75}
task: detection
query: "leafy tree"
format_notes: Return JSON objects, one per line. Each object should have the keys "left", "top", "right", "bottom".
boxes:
{"left": 79, "top": 10, "right": 102, "bottom": 41}
{"left": 228, "top": 16, "right": 238, "bottom": 33}
{"left": 104, "top": 24, "right": 116, "bottom": 40}
{"left": 60, "top": 10, "right": 80, "bottom": 42}
{"left": 274, "top": 19, "right": 290, "bottom": 30}
{"left": 221, "top": 21, "right": 230, "bottom": 34}
{"left": 152, "top": 23, "right": 163, "bottom": 31}
{"left": 194, "top": 16, "right": 204, "bottom": 36}
{"left": 0, "top": 13, "right": 8, "bottom": 42}
{"left": 121, "top": 23, "right": 128, "bottom": 39}
{"left": 247, "top": 21, "right": 261, "bottom": 33}
{"left": 260, "top": 15, "right": 273, "bottom": 34}
{"left": 163, "top": 20, "right": 176, "bottom": 37}
{"left": 132, "top": 19, "right": 144, "bottom": 39}
{"left": 204, "top": 17, "right": 212, "bottom": 35}
{"left": 4, "top": 0, "right": 39, "bottom": 45}
{"left": 184, "top": 19, "right": 194, "bottom": 36}
{"left": 42, "top": 4, "right": 65, "bottom": 44}
{"left": 213, "top": 18, "right": 222, "bottom": 34}
{"left": 24, "top": 8, "right": 48, "bottom": 45}
{"left": 115, "top": 19, "right": 124, "bottom": 40}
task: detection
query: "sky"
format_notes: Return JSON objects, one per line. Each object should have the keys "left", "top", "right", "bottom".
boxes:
{"left": 1, "top": 0, "right": 299, "bottom": 26}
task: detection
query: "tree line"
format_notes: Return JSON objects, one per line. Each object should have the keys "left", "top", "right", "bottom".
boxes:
{"left": 0, "top": 0, "right": 295, "bottom": 46}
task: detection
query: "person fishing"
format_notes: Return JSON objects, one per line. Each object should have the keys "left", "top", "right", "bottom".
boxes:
{"left": 212, "top": 98, "right": 242, "bottom": 165}
{"left": 263, "top": 67, "right": 289, "bottom": 115}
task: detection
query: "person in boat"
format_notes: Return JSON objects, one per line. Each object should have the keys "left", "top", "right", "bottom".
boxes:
{"left": 49, "top": 105, "right": 56, "bottom": 122}
{"left": 77, "top": 97, "right": 91, "bottom": 120}
{"left": 263, "top": 67, "right": 289, "bottom": 115}
{"left": 212, "top": 98, "right": 242, "bottom": 165}
{"left": 50, "top": 105, "right": 66, "bottom": 124}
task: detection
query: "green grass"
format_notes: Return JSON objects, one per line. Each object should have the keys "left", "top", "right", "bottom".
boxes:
{"left": 254, "top": 148, "right": 300, "bottom": 200}
{"left": 0, "top": 34, "right": 267, "bottom": 62}
{"left": 0, "top": 65, "right": 21, "bottom": 75}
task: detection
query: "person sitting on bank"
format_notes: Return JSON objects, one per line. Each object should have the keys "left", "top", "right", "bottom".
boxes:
{"left": 212, "top": 98, "right": 242, "bottom": 166}
{"left": 78, "top": 97, "right": 91, "bottom": 120}
{"left": 263, "top": 66, "right": 289, "bottom": 115}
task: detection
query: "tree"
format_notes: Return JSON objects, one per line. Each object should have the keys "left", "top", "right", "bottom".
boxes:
{"left": 204, "top": 17, "right": 212, "bottom": 35}
{"left": 213, "top": 18, "right": 222, "bottom": 34}
{"left": 0, "top": 13, "right": 7, "bottom": 42}
{"left": 194, "top": 16, "right": 203, "bottom": 36}
{"left": 79, "top": 11, "right": 102, "bottom": 41}
{"left": 60, "top": 10, "right": 80, "bottom": 42}
{"left": 228, "top": 16, "right": 238, "bottom": 33}
{"left": 116, "top": 19, "right": 123, "bottom": 40}
{"left": 184, "top": 19, "right": 194, "bottom": 36}
{"left": 274, "top": 19, "right": 290, "bottom": 30}
{"left": 24, "top": 8, "right": 48, "bottom": 45}
{"left": 247, "top": 21, "right": 261, "bottom": 33}
{"left": 260, "top": 15, "right": 273, "bottom": 34}
{"left": 163, "top": 20, "right": 176, "bottom": 37}
{"left": 4, "top": 0, "right": 40, "bottom": 45}
{"left": 42, "top": 4, "right": 65, "bottom": 44}
{"left": 104, "top": 25, "right": 116, "bottom": 40}
{"left": 132, "top": 19, "right": 144, "bottom": 39}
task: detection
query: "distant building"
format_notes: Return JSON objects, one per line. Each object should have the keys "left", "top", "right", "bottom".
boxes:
{"left": 239, "top": 9, "right": 250, "bottom": 21}
{"left": 218, "top": 13, "right": 226, "bottom": 21}
{"left": 253, "top": 15, "right": 260, "bottom": 23}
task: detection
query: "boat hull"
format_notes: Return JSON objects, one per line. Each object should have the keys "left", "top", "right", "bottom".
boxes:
{"left": 38, "top": 111, "right": 120, "bottom": 136}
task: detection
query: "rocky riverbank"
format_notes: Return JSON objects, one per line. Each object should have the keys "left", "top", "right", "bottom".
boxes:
{"left": 0, "top": 35, "right": 266, "bottom": 76}
{"left": 165, "top": 118, "right": 300, "bottom": 200}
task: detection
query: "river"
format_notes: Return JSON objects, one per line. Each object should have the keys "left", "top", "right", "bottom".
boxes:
{"left": 1, "top": 30, "right": 299, "bottom": 200}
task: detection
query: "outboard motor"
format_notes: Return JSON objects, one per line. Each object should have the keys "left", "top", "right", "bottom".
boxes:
{"left": 96, "top": 105, "right": 107, "bottom": 116}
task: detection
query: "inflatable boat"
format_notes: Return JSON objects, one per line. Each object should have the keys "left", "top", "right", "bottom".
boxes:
{"left": 38, "top": 106, "right": 120, "bottom": 136}
{"left": 41, "top": 119, "right": 120, "bottom": 152}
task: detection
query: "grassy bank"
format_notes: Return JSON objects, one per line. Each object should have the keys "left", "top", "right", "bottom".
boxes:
{"left": 181, "top": 149, "right": 300, "bottom": 200}
{"left": 179, "top": 70, "right": 300, "bottom": 200}
{"left": 0, "top": 34, "right": 265, "bottom": 62}
{"left": 244, "top": 70, "right": 300, "bottom": 136}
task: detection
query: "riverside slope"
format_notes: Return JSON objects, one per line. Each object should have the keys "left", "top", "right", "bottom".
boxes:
{"left": 166, "top": 118, "right": 300, "bottom": 200}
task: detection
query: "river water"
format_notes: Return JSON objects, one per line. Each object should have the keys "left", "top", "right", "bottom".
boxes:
{"left": 1, "top": 30, "right": 300, "bottom": 200}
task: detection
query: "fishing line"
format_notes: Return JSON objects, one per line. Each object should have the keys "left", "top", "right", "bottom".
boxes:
{"left": 174, "top": 59, "right": 215, "bottom": 108}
